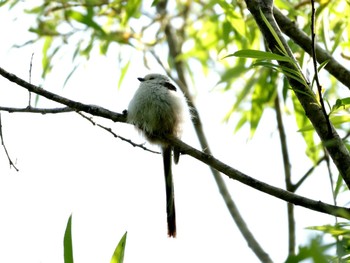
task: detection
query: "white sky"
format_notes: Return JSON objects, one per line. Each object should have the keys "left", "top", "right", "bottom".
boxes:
{"left": 0, "top": 3, "right": 348, "bottom": 263}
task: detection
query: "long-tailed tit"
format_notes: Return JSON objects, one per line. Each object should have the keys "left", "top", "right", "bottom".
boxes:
{"left": 127, "top": 73, "right": 186, "bottom": 237}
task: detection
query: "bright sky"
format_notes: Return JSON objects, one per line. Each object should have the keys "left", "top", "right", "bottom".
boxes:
{"left": 0, "top": 3, "right": 346, "bottom": 263}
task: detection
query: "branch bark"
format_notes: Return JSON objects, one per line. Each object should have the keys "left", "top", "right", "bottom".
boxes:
{"left": 273, "top": 7, "right": 350, "bottom": 90}
{"left": 0, "top": 67, "right": 126, "bottom": 123}
{"left": 244, "top": 0, "right": 350, "bottom": 188}
{"left": 1, "top": 65, "right": 350, "bottom": 220}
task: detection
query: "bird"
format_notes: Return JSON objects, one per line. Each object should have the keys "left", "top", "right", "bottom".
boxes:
{"left": 127, "top": 73, "right": 186, "bottom": 237}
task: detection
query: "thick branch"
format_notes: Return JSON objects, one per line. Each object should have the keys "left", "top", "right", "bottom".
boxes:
{"left": 273, "top": 7, "right": 350, "bottom": 90}
{"left": 244, "top": 0, "right": 350, "bottom": 188}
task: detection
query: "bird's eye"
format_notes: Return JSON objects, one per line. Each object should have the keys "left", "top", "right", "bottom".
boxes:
{"left": 149, "top": 77, "right": 155, "bottom": 80}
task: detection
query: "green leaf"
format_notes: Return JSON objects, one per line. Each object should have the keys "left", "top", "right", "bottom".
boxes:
{"left": 334, "top": 173, "right": 344, "bottom": 200}
{"left": 151, "top": 0, "right": 161, "bottom": 6}
{"left": 63, "top": 65, "right": 79, "bottom": 88}
{"left": 259, "top": 8, "right": 287, "bottom": 55}
{"left": 66, "top": 10, "right": 106, "bottom": 36}
{"left": 110, "top": 232, "right": 128, "bottom": 263}
{"left": 64, "top": 214, "right": 74, "bottom": 263}
{"left": 298, "top": 114, "right": 350, "bottom": 132}
{"left": 252, "top": 61, "right": 309, "bottom": 88}
{"left": 41, "top": 37, "right": 60, "bottom": 78}
{"left": 118, "top": 60, "right": 131, "bottom": 89}
{"left": 331, "top": 97, "right": 350, "bottom": 112}
{"left": 224, "top": 49, "right": 292, "bottom": 62}
{"left": 0, "top": 0, "right": 10, "bottom": 7}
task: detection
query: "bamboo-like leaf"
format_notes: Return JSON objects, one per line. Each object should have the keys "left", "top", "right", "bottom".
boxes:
{"left": 298, "top": 115, "right": 350, "bottom": 132}
{"left": 224, "top": 49, "right": 292, "bottom": 62}
{"left": 110, "top": 232, "right": 127, "bottom": 263}
{"left": 118, "top": 60, "right": 131, "bottom": 89}
{"left": 63, "top": 65, "right": 79, "bottom": 89}
{"left": 67, "top": 10, "right": 105, "bottom": 35}
{"left": 331, "top": 97, "right": 350, "bottom": 112}
{"left": 259, "top": 8, "right": 287, "bottom": 54}
{"left": 334, "top": 173, "right": 344, "bottom": 200}
{"left": 64, "top": 214, "right": 74, "bottom": 263}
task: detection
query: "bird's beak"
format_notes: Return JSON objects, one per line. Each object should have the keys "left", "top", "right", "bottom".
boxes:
{"left": 137, "top": 77, "right": 145, "bottom": 82}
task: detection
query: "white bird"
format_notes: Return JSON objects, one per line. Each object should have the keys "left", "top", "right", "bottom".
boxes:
{"left": 127, "top": 73, "right": 186, "bottom": 237}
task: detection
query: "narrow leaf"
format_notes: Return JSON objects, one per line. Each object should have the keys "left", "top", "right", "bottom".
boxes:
{"left": 110, "top": 232, "right": 127, "bottom": 263}
{"left": 118, "top": 60, "right": 131, "bottom": 89}
{"left": 259, "top": 8, "right": 287, "bottom": 54}
{"left": 224, "top": 50, "right": 292, "bottom": 62}
{"left": 64, "top": 214, "right": 74, "bottom": 263}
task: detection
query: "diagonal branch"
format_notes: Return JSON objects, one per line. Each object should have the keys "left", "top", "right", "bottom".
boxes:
{"left": 167, "top": 136, "right": 350, "bottom": 220}
{"left": 0, "top": 113, "right": 19, "bottom": 171}
{"left": 310, "top": 0, "right": 331, "bottom": 133}
{"left": 244, "top": 0, "right": 350, "bottom": 189}
{"left": 1, "top": 65, "right": 350, "bottom": 222}
{"left": 273, "top": 7, "right": 350, "bottom": 90}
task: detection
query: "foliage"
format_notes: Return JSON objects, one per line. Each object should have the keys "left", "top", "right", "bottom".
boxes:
{"left": 63, "top": 214, "right": 127, "bottom": 263}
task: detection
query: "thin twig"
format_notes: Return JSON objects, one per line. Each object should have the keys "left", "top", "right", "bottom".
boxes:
{"left": 28, "top": 53, "right": 34, "bottom": 106}
{"left": 0, "top": 106, "right": 74, "bottom": 114}
{"left": 293, "top": 156, "right": 326, "bottom": 191}
{"left": 274, "top": 94, "right": 295, "bottom": 256}
{"left": 311, "top": 0, "right": 332, "bottom": 134}
{"left": 0, "top": 113, "right": 19, "bottom": 171}
{"left": 273, "top": 7, "right": 350, "bottom": 90}
{"left": 0, "top": 66, "right": 126, "bottom": 123}
{"left": 76, "top": 112, "right": 159, "bottom": 154}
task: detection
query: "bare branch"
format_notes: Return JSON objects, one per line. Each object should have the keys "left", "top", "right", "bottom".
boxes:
{"left": 274, "top": 94, "right": 295, "bottom": 256}
{"left": 28, "top": 52, "right": 34, "bottom": 106}
{"left": 0, "top": 106, "right": 74, "bottom": 114}
{"left": 0, "top": 113, "right": 19, "bottom": 171}
{"left": 76, "top": 112, "right": 159, "bottom": 154}
{"left": 168, "top": 136, "right": 350, "bottom": 220}
{"left": 0, "top": 66, "right": 126, "bottom": 123}
{"left": 310, "top": 0, "right": 331, "bottom": 133}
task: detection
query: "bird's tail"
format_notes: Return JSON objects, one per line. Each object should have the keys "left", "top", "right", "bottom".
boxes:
{"left": 162, "top": 145, "right": 176, "bottom": 237}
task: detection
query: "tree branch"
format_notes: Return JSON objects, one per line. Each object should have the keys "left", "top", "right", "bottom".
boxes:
{"left": 0, "top": 106, "right": 74, "bottom": 114}
{"left": 157, "top": 1, "right": 273, "bottom": 262}
{"left": 167, "top": 136, "right": 350, "bottom": 220}
{"left": 244, "top": 0, "right": 350, "bottom": 189}
{"left": 0, "top": 66, "right": 126, "bottom": 123}
{"left": 76, "top": 112, "right": 159, "bottom": 154}
{"left": 0, "top": 113, "right": 19, "bottom": 171}
{"left": 310, "top": 0, "right": 331, "bottom": 133}
{"left": 273, "top": 7, "right": 350, "bottom": 91}
{"left": 1, "top": 65, "right": 349, "bottom": 221}
{"left": 274, "top": 94, "right": 295, "bottom": 256}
